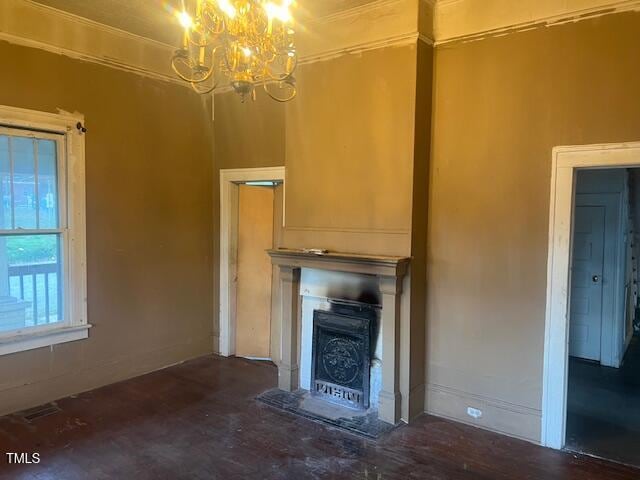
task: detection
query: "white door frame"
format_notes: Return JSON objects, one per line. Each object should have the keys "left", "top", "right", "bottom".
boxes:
{"left": 219, "top": 166, "right": 285, "bottom": 357}
{"left": 542, "top": 141, "right": 640, "bottom": 449}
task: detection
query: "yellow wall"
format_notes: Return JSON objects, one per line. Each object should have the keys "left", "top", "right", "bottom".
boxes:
{"left": 426, "top": 11, "right": 640, "bottom": 442}
{"left": 214, "top": 43, "right": 430, "bottom": 419}
{"left": 0, "top": 40, "right": 215, "bottom": 416}
{"left": 214, "top": 92, "right": 285, "bottom": 170}
{"left": 284, "top": 46, "right": 415, "bottom": 248}
{"left": 6, "top": 5, "right": 635, "bottom": 443}
{"left": 215, "top": 45, "right": 419, "bottom": 257}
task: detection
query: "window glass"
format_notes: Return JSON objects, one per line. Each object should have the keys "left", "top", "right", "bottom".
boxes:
{"left": 0, "top": 132, "right": 63, "bottom": 334}
{"left": 37, "top": 139, "right": 59, "bottom": 229}
{"left": 0, "top": 234, "right": 63, "bottom": 332}
{"left": 0, "top": 137, "right": 12, "bottom": 229}
{"left": 12, "top": 136, "right": 37, "bottom": 229}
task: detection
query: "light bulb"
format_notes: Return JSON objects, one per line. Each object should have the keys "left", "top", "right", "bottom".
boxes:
{"left": 177, "top": 11, "right": 193, "bottom": 29}
{"left": 264, "top": 1, "right": 292, "bottom": 22}
{"left": 217, "top": 0, "right": 237, "bottom": 18}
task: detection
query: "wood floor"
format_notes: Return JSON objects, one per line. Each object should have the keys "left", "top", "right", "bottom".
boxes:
{"left": 0, "top": 356, "right": 638, "bottom": 479}
{"left": 566, "top": 335, "right": 640, "bottom": 467}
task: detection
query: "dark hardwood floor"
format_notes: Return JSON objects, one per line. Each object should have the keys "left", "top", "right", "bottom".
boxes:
{"left": 567, "top": 335, "right": 640, "bottom": 467}
{"left": 0, "top": 355, "right": 638, "bottom": 479}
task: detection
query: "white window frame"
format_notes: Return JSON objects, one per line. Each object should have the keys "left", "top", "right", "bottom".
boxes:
{"left": 0, "top": 105, "right": 89, "bottom": 356}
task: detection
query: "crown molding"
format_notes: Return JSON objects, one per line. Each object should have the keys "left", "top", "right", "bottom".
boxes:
{"left": 2, "top": 0, "right": 637, "bottom": 87}
{"left": 212, "top": 28, "right": 423, "bottom": 94}
{"left": 1, "top": 0, "right": 434, "bottom": 91}
{"left": 296, "top": 0, "right": 434, "bottom": 60}
{"left": 299, "top": 32, "right": 424, "bottom": 66}
{"left": 434, "top": 0, "right": 640, "bottom": 45}
{"left": 308, "top": 0, "right": 403, "bottom": 23}
{"left": 0, "top": 0, "right": 183, "bottom": 86}
{"left": 25, "top": 0, "right": 174, "bottom": 50}
{"left": 211, "top": 0, "right": 434, "bottom": 94}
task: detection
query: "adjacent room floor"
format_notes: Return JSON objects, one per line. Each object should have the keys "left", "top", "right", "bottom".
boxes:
{"left": 566, "top": 334, "right": 640, "bottom": 468}
{"left": 1, "top": 356, "right": 638, "bottom": 480}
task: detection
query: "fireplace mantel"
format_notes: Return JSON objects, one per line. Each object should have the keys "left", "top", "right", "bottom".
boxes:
{"left": 267, "top": 249, "right": 410, "bottom": 277}
{"left": 267, "top": 248, "right": 411, "bottom": 425}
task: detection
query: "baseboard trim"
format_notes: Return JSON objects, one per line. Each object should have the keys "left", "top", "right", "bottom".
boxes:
{"left": 407, "top": 382, "right": 426, "bottom": 421}
{"left": 425, "top": 383, "right": 541, "bottom": 444}
{"left": 0, "top": 338, "right": 214, "bottom": 417}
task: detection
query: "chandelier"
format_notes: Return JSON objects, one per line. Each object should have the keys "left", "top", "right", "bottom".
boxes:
{"left": 172, "top": 0, "right": 297, "bottom": 102}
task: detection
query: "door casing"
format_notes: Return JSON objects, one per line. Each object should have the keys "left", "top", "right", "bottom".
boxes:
{"left": 542, "top": 142, "right": 640, "bottom": 450}
{"left": 218, "top": 167, "right": 285, "bottom": 357}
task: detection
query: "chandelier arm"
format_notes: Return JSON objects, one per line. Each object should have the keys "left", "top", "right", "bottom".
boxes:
{"left": 265, "top": 52, "right": 298, "bottom": 82}
{"left": 263, "top": 82, "right": 297, "bottom": 103}
{"left": 191, "top": 79, "right": 219, "bottom": 95}
{"left": 171, "top": 55, "right": 199, "bottom": 82}
{"left": 266, "top": 70, "right": 296, "bottom": 82}
{"left": 171, "top": 58, "right": 214, "bottom": 84}
{"left": 190, "top": 64, "right": 216, "bottom": 84}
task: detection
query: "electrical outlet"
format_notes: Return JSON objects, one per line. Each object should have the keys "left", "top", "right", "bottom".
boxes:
{"left": 467, "top": 407, "right": 482, "bottom": 419}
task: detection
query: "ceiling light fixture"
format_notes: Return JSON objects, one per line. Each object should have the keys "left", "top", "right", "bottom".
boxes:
{"left": 172, "top": 0, "right": 298, "bottom": 102}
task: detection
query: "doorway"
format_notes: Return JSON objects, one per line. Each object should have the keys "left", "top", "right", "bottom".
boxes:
{"left": 564, "top": 168, "right": 640, "bottom": 466}
{"left": 218, "top": 167, "right": 285, "bottom": 358}
{"left": 542, "top": 142, "right": 640, "bottom": 457}
{"left": 235, "top": 183, "right": 276, "bottom": 359}
{"left": 568, "top": 171, "right": 627, "bottom": 368}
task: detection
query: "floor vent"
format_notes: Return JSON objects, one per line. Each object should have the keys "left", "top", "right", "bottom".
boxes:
{"left": 18, "top": 403, "right": 61, "bottom": 422}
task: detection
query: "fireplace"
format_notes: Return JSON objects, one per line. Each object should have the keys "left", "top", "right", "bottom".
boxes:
{"left": 311, "top": 301, "right": 377, "bottom": 409}
{"left": 267, "top": 248, "right": 410, "bottom": 424}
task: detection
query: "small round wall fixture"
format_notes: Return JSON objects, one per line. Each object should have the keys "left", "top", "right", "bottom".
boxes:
{"left": 171, "top": 0, "right": 297, "bottom": 103}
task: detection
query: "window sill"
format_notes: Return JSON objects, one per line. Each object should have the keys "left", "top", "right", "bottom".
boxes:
{"left": 0, "top": 324, "right": 91, "bottom": 357}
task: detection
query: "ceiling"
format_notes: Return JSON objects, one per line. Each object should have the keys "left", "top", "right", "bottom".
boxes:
{"left": 32, "top": 0, "right": 380, "bottom": 46}
{"left": 33, "top": 0, "right": 184, "bottom": 45}
{"left": 306, "top": 0, "right": 378, "bottom": 17}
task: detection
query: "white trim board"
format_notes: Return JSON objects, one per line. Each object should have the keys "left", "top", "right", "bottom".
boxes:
{"left": 426, "top": 383, "right": 541, "bottom": 444}
{"left": 0, "top": 325, "right": 90, "bottom": 357}
{"left": 3, "top": 0, "right": 638, "bottom": 84}
{"left": 2, "top": 0, "right": 434, "bottom": 90}
{"left": 218, "top": 167, "right": 285, "bottom": 357}
{"left": 434, "top": 0, "right": 640, "bottom": 45}
{"left": 541, "top": 141, "right": 640, "bottom": 449}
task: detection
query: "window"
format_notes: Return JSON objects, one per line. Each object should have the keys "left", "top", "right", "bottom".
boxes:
{"left": 0, "top": 106, "right": 88, "bottom": 356}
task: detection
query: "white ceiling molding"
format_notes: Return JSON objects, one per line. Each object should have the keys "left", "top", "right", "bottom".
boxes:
{"left": 299, "top": 32, "right": 423, "bottom": 66}
{"left": 294, "top": 0, "right": 434, "bottom": 64}
{"left": 1, "top": 0, "right": 638, "bottom": 84}
{"left": 0, "top": 0, "right": 435, "bottom": 88}
{"left": 434, "top": 0, "right": 640, "bottom": 45}
{"left": 0, "top": 0, "right": 181, "bottom": 86}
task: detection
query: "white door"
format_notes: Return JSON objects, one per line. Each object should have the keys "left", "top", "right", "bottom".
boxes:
{"left": 569, "top": 205, "right": 605, "bottom": 361}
